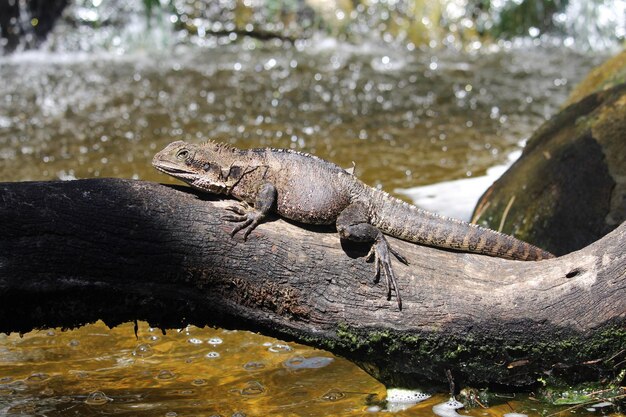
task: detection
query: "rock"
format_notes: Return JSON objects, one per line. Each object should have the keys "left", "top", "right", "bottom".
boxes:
{"left": 565, "top": 50, "right": 626, "bottom": 107}
{"left": 472, "top": 82, "right": 626, "bottom": 256}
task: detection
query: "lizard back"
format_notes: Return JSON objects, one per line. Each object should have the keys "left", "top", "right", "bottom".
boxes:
{"left": 229, "top": 147, "right": 356, "bottom": 225}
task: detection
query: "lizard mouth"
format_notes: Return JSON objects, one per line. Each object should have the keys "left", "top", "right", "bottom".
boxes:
{"left": 152, "top": 158, "right": 227, "bottom": 194}
{"left": 152, "top": 163, "right": 199, "bottom": 182}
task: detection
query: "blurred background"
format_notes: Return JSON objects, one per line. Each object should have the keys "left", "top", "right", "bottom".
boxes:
{"left": 0, "top": 0, "right": 623, "bottom": 218}
{"left": 0, "top": 1, "right": 624, "bottom": 416}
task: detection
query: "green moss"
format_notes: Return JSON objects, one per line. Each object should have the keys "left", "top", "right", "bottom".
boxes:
{"left": 335, "top": 322, "right": 363, "bottom": 350}
{"left": 282, "top": 321, "right": 625, "bottom": 391}
{"left": 566, "top": 51, "right": 626, "bottom": 106}
{"left": 540, "top": 384, "right": 624, "bottom": 405}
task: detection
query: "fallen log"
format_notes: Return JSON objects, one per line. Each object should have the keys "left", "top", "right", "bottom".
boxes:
{"left": 0, "top": 178, "right": 624, "bottom": 389}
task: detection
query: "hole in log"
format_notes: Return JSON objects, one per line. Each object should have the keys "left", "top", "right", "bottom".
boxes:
{"left": 565, "top": 268, "right": 583, "bottom": 278}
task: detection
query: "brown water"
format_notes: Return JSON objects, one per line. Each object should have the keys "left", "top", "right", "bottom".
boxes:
{"left": 2, "top": 322, "right": 619, "bottom": 417}
{"left": 0, "top": 322, "right": 385, "bottom": 416}
{"left": 0, "top": 37, "right": 620, "bottom": 416}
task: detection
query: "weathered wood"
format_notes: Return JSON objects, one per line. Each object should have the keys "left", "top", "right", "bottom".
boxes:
{"left": 0, "top": 179, "right": 624, "bottom": 388}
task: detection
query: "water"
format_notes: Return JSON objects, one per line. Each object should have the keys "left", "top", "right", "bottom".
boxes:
{"left": 0, "top": 2, "right": 618, "bottom": 415}
{"left": 1, "top": 322, "right": 610, "bottom": 416}
{"left": 0, "top": 41, "right": 601, "bottom": 193}
{"left": 0, "top": 322, "right": 384, "bottom": 416}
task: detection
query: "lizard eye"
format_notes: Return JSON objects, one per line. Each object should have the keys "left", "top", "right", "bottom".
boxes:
{"left": 176, "top": 149, "right": 189, "bottom": 160}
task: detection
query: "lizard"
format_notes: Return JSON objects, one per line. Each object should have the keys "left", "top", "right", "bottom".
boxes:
{"left": 152, "top": 140, "right": 555, "bottom": 310}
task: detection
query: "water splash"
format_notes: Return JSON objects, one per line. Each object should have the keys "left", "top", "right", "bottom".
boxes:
{"left": 558, "top": 0, "right": 626, "bottom": 50}
{"left": 4, "top": 0, "right": 623, "bottom": 55}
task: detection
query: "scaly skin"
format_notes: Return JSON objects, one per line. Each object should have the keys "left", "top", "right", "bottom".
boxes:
{"left": 153, "top": 140, "right": 555, "bottom": 309}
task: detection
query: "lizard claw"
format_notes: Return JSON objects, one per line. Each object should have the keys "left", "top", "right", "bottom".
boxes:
{"left": 224, "top": 210, "right": 263, "bottom": 241}
{"left": 367, "top": 235, "right": 403, "bottom": 310}
{"left": 225, "top": 204, "right": 248, "bottom": 215}
{"left": 389, "top": 245, "right": 408, "bottom": 265}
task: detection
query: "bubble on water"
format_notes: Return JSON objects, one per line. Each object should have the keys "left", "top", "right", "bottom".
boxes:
{"left": 243, "top": 361, "right": 265, "bottom": 371}
{"left": 68, "top": 339, "right": 80, "bottom": 347}
{"left": 165, "top": 412, "right": 178, "bottom": 417}
{"left": 26, "top": 373, "right": 49, "bottom": 383}
{"left": 175, "top": 389, "right": 194, "bottom": 396}
{"left": 156, "top": 370, "right": 176, "bottom": 380}
{"left": 268, "top": 343, "right": 292, "bottom": 353}
{"left": 191, "top": 379, "right": 207, "bottom": 386}
{"left": 240, "top": 381, "right": 265, "bottom": 396}
{"left": 133, "top": 343, "right": 153, "bottom": 358}
{"left": 207, "top": 337, "right": 223, "bottom": 345}
{"left": 85, "top": 391, "right": 111, "bottom": 406}
{"left": 205, "top": 351, "right": 220, "bottom": 359}
{"left": 321, "top": 388, "right": 345, "bottom": 401}
{"left": 74, "top": 371, "right": 89, "bottom": 379}
{"left": 188, "top": 337, "right": 203, "bottom": 345}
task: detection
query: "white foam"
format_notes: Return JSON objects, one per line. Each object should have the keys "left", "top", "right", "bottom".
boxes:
{"left": 386, "top": 388, "right": 431, "bottom": 403}
{"left": 432, "top": 399, "right": 464, "bottom": 417}
{"left": 385, "top": 388, "right": 432, "bottom": 412}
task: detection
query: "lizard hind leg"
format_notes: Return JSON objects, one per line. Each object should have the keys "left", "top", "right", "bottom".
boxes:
{"left": 336, "top": 202, "right": 408, "bottom": 310}
{"left": 366, "top": 234, "right": 408, "bottom": 310}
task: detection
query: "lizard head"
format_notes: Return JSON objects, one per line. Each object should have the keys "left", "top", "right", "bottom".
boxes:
{"left": 152, "top": 140, "right": 240, "bottom": 194}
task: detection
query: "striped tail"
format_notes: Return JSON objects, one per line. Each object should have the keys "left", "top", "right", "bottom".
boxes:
{"left": 368, "top": 190, "right": 554, "bottom": 261}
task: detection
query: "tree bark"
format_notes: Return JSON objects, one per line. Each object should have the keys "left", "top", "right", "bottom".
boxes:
{"left": 0, "top": 179, "right": 624, "bottom": 389}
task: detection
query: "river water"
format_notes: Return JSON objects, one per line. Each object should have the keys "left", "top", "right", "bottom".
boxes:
{"left": 0, "top": 7, "right": 617, "bottom": 416}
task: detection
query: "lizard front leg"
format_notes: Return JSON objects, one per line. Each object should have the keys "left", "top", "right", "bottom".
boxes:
{"left": 222, "top": 183, "right": 277, "bottom": 240}
{"left": 336, "top": 202, "right": 408, "bottom": 310}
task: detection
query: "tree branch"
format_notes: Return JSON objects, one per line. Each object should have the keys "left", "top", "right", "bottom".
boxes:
{"left": 0, "top": 179, "right": 624, "bottom": 388}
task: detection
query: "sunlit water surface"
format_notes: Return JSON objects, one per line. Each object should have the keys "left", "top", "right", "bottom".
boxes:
{"left": 0, "top": 38, "right": 617, "bottom": 416}
{"left": 0, "top": 40, "right": 602, "bottom": 191}
{"left": 2, "top": 322, "right": 615, "bottom": 417}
